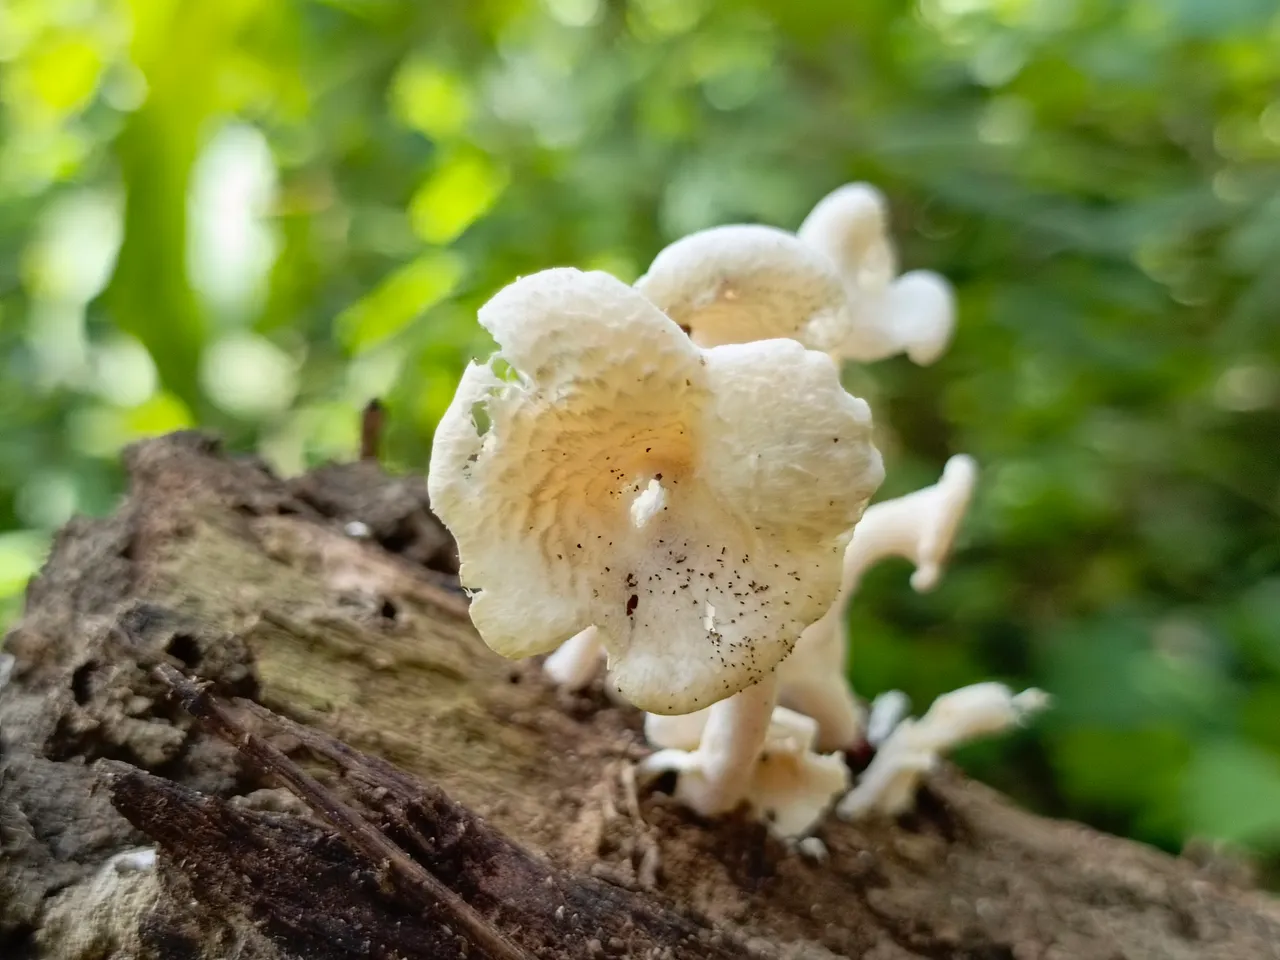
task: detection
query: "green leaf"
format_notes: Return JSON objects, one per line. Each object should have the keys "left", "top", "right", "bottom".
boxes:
{"left": 391, "top": 60, "right": 472, "bottom": 141}
{"left": 0, "top": 531, "right": 49, "bottom": 601}
{"left": 334, "top": 252, "right": 465, "bottom": 353}
{"left": 409, "top": 152, "right": 509, "bottom": 245}
{"left": 1185, "top": 741, "right": 1280, "bottom": 849}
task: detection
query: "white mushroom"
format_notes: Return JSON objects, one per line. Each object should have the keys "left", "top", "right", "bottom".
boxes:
{"left": 776, "top": 454, "right": 979, "bottom": 751}
{"left": 634, "top": 225, "right": 854, "bottom": 352}
{"left": 798, "top": 183, "right": 956, "bottom": 366}
{"left": 542, "top": 443, "right": 977, "bottom": 710}
{"left": 542, "top": 626, "right": 604, "bottom": 691}
{"left": 429, "top": 267, "right": 883, "bottom": 815}
{"left": 844, "top": 453, "right": 978, "bottom": 594}
{"left": 796, "top": 183, "right": 898, "bottom": 295}
{"left": 876, "top": 270, "right": 956, "bottom": 367}
{"left": 641, "top": 703, "right": 850, "bottom": 838}
{"left": 628, "top": 454, "right": 976, "bottom": 763}
{"left": 837, "top": 682, "right": 1050, "bottom": 820}
{"left": 865, "top": 689, "right": 912, "bottom": 748}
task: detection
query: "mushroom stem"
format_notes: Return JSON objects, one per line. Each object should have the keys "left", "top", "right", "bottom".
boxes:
{"left": 837, "top": 683, "right": 1050, "bottom": 820}
{"left": 777, "top": 456, "right": 977, "bottom": 751}
{"left": 542, "top": 626, "right": 603, "bottom": 691}
{"left": 641, "top": 697, "right": 851, "bottom": 837}
{"left": 842, "top": 454, "right": 976, "bottom": 594}
{"left": 842, "top": 499, "right": 926, "bottom": 592}
{"left": 630, "top": 479, "right": 667, "bottom": 529}
{"left": 684, "top": 673, "right": 779, "bottom": 815}
{"left": 777, "top": 669, "right": 864, "bottom": 752}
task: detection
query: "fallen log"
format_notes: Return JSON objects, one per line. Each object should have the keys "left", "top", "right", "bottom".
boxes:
{"left": 1, "top": 432, "right": 1276, "bottom": 959}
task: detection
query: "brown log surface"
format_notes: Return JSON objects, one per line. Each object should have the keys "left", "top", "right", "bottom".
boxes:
{"left": 1, "top": 432, "right": 1277, "bottom": 959}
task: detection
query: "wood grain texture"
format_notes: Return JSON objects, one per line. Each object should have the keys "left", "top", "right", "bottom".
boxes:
{"left": 1, "top": 432, "right": 1277, "bottom": 959}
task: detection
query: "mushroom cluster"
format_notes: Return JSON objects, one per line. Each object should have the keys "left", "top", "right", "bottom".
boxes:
{"left": 838, "top": 683, "right": 1051, "bottom": 820}
{"left": 636, "top": 182, "right": 955, "bottom": 364}
{"left": 428, "top": 183, "right": 1047, "bottom": 839}
{"left": 776, "top": 452, "right": 981, "bottom": 754}
{"left": 429, "top": 265, "right": 884, "bottom": 816}
{"left": 642, "top": 705, "right": 850, "bottom": 839}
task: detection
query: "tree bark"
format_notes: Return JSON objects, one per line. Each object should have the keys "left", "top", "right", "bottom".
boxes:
{"left": 1, "top": 432, "right": 1276, "bottom": 960}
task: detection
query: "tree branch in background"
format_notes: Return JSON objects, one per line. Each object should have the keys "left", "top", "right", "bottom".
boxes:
{"left": 360, "top": 398, "right": 386, "bottom": 462}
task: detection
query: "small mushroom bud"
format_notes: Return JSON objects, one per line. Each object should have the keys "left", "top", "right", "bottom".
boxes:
{"left": 641, "top": 702, "right": 850, "bottom": 839}
{"left": 634, "top": 225, "right": 855, "bottom": 352}
{"left": 845, "top": 454, "right": 978, "bottom": 594}
{"left": 838, "top": 683, "right": 1051, "bottom": 820}
{"left": 798, "top": 182, "right": 956, "bottom": 366}
{"left": 542, "top": 626, "right": 604, "bottom": 692}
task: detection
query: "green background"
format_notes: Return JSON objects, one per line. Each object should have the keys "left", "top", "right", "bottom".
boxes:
{"left": 3, "top": 0, "right": 1279, "bottom": 880}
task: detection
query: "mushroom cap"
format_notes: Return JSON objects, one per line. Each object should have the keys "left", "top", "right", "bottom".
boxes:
{"left": 799, "top": 183, "right": 959, "bottom": 367}
{"left": 750, "top": 709, "right": 852, "bottom": 837}
{"left": 797, "top": 182, "right": 897, "bottom": 295}
{"left": 643, "top": 705, "right": 850, "bottom": 838}
{"left": 635, "top": 225, "right": 853, "bottom": 351}
{"left": 429, "top": 268, "right": 884, "bottom": 715}
{"left": 913, "top": 682, "right": 1050, "bottom": 751}
{"left": 909, "top": 453, "right": 978, "bottom": 592}
{"left": 878, "top": 270, "right": 956, "bottom": 367}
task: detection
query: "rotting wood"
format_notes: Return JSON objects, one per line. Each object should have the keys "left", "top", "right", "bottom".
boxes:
{"left": 148, "top": 662, "right": 532, "bottom": 960}
{"left": 104, "top": 664, "right": 739, "bottom": 960}
{"left": 2, "top": 431, "right": 1279, "bottom": 960}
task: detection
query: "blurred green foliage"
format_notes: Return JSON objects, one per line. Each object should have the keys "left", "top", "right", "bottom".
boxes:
{"left": 2, "top": 0, "right": 1279, "bottom": 878}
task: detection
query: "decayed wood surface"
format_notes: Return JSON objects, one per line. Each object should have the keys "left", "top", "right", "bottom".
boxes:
{"left": 1, "top": 432, "right": 1278, "bottom": 960}
{"left": 104, "top": 664, "right": 740, "bottom": 960}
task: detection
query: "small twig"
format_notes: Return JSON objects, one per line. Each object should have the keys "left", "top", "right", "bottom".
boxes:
{"left": 595, "top": 778, "right": 620, "bottom": 825}
{"left": 618, "top": 763, "right": 644, "bottom": 824}
{"left": 152, "top": 664, "right": 531, "bottom": 960}
{"left": 360, "top": 398, "right": 386, "bottom": 462}
{"left": 637, "top": 839, "right": 661, "bottom": 891}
